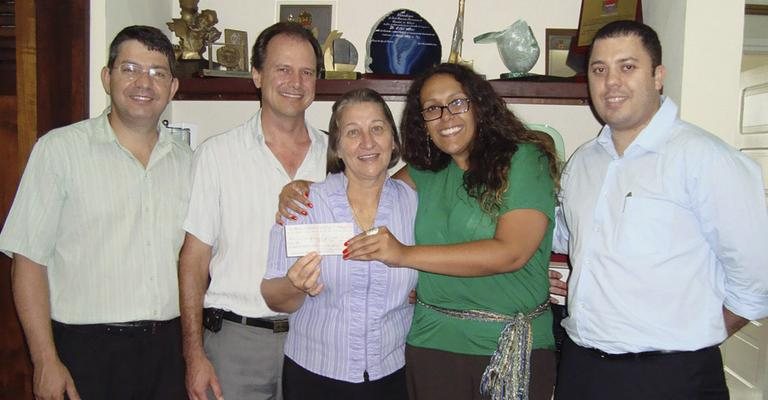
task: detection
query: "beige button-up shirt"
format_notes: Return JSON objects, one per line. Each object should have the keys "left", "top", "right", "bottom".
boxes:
{"left": 0, "top": 109, "right": 192, "bottom": 324}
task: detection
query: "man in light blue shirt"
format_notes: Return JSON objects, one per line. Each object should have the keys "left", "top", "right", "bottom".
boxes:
{"left": 552, "top": 20, "right": 768, "bottom": 400}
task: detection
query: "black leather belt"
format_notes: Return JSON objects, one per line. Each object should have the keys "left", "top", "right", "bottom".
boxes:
{"left": 53, "top": 318, "right": 178, "bottom": 335}
{"left": 222, "top": 311, "right": 289, "bottom": 333}
{"left": 586, "top": 344, "right": 718, "bottom": 360}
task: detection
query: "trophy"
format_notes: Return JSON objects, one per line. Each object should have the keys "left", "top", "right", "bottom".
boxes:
{"left": 474, "top": 19, "right": 540, "bottom": 79}
{"left": 167, "top": 0, "right": 222, "bottom": 76}
{"left": 367, "top": 9, "right": 441, "bottom": 75}
{"left": 447, "top": 0, "right": 466, "bottom": 64}
{"left": 203, "top": 29, "right": 251, "bottom": 78}
{"left": 322, "top": 30, "right": 359, "bottom": 80}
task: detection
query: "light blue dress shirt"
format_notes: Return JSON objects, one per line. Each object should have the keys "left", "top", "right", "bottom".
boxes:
{"left": 553, "top": 97, "right": 768, "bottom": 353}
{"left": 265, "top": 172, "right": 418, "bottom": 383}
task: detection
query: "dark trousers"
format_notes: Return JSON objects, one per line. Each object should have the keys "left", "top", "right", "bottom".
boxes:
{"left": 555, "top": 335, "right": 729, "bottom": 400}
{"left": 282, "top": 356, "right": 408, "bottom": 400}
{"left": 405, "top": 345, "right": 556, "bottom": 400}
{"left": 551, "top": 304, "right": 568, "bottom": 363}
{"left": 52, "top": 318, "right": 187, "bottom": 400}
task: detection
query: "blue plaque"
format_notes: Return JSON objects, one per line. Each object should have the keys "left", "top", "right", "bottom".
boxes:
{"left": 367, "top": 9, "right": 441, "bottom": 75}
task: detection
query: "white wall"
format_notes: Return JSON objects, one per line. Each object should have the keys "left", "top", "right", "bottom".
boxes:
{"left": 89, "top": 0, "right": 748, "bottom": 157}
{"left": 678, "top": 0, "right": 744, "bottom": 144}
{"left": 167, "top": 0, "right": 601, "bottom": 155}
{"left": 642, "top": 1, "right": 686, "bottom": 107}
{"left": 89, "top": 0, "right": 178, "bottom": 115}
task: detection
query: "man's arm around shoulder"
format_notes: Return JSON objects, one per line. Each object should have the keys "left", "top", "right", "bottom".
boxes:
{"left": 178, "top": 233, "right": 223, "bottom": 400}
{"left": 12, "top": 254, "right": 80, "bottom": 400}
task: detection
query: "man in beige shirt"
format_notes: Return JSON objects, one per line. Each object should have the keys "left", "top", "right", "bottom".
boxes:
{"left": 0, "top": 26, "right": 191, "bottom": 400}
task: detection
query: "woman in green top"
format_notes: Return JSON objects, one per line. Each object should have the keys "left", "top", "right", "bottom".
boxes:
{"left": 344, "top": 63, "right": 559, "bottom": 400}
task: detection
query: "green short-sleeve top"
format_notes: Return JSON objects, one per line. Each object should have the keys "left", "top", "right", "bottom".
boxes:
{"left": 407, "top": 143, "right": 556, "bottom": 355}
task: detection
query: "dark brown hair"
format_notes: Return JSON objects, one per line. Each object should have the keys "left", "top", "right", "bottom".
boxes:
{"left": 251, "top": 21, "right": 324, "bottom": 75}
{"left": 108, "top": 25, "right": 176, "bottom": 77}
{"left": 400, "top": 63, "right": 559, "bottom": 216}
{"left": 592, "top": 20, "right": 662, "bottom": 71}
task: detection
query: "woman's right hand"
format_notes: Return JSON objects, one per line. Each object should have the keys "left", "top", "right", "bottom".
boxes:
{"left": 287, "top": 252, "right": 324, "bottom": 297}
{"left": 549, "top": 269, "right": 568, "bottom": 304}
{"left": 276, "top": 180, "right": 313, "bottom": 224}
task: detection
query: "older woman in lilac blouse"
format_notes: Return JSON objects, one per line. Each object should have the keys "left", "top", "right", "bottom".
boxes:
{"left": 261, "top": 88, "right": 417, "bottom": 400}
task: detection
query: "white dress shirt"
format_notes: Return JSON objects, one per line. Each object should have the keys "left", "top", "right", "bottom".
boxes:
{"left": 0, "top": 109, "right": 192, "bottom": 324}
{"left": 184, "top": 111, "right": 328, "bottom": 318}
{"left": 553, "top": 97, "right": 768, "bottom": 353}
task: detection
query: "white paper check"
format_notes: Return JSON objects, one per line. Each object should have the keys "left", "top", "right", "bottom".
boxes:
{"left": 284, "top": 223, "right": 354, "bottom": 257}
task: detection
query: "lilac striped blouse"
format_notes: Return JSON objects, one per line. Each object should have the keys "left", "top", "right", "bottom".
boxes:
{"left": 265, "top": 172, "right": 418, "bottom": 383}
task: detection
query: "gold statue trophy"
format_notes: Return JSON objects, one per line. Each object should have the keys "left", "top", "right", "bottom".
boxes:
{"left": 167, "top": 0, "right": 222, "bottom": 76}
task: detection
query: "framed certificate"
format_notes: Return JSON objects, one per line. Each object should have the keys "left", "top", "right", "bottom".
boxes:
{"left": 574, "top": 0, "right": 643, "bottom": 49}
{"left": 276, "top": 1, "right": 336, "bottom": 47}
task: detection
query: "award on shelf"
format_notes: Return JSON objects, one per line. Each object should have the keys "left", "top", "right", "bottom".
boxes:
{"left": 447, "top": 0, "right": 466, "bottom": 64}
{"left": 167, "top": 0, "right": 222, "bottom": 76}
{"left": 322, "top": 30, "right": 359, "bottom": 80}
{"left": 367, "top": 9, "right": 441, "bottom": 75}
{"left": 202, "top": 29, "right": 251, "bottom": 78}
{"left": 474, "top": 19, "right": 540, "bottom": 79}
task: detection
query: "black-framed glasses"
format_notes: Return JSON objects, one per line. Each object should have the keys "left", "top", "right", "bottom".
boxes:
{"left": 114, "top": 62, "right": 172, "bottom": 83}
{"left": 420, "top": 98, "right": 471, "bottom": 122}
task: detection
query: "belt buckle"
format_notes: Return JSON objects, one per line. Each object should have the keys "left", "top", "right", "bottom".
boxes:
{"left": 272, "top": 319, "right": 288, "bottom": 333}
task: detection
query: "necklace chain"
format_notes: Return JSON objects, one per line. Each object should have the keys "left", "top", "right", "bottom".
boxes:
{"left": 349, "top": 204, "right": 375, "bottom": 232}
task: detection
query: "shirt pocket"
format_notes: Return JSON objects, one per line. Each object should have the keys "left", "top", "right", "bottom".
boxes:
{"left": 615, "top": 196, "right": 677, "bottom": 257}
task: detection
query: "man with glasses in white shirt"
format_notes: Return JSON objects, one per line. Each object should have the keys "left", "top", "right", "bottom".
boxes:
{"left": 0, "top": 25, "right": 190, "bottom": 400}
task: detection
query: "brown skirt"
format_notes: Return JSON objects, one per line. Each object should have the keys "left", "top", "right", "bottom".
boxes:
{"left": 405, "top": 344, "right": 555, "bottom": 400}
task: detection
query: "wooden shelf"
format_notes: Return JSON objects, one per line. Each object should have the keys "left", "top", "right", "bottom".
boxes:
{"left": 175, "top": 75, "right": 589, "bottom": 105}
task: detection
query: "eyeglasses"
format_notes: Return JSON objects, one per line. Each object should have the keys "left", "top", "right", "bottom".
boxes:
{"left": 114, "top": 62, "right": 172, "bottom": 83}
{"left": 420, "top": 98, "right": 471, "bottom": 122}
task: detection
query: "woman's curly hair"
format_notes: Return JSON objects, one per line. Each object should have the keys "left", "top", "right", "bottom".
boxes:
{"left": 400, "top": 63, "right": 560, "bottom": 217}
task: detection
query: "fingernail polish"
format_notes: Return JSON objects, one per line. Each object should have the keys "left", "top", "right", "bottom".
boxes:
{"left": 342, "top": 248, "right": 348, "bottom": 254}
{"left": 289, "top": 215, "right": 297, "bottom": 220}
{"left": 343, "top": 241, "right": 349, "bottom": 246}
{"left": 304, "top": 191, "right": 309, "bottom": 197}
{"left": 307, "top": 202, "right": 314, "bottom": 208}
{"left": 300, "top": 210, "right": 307, "bottom": 216}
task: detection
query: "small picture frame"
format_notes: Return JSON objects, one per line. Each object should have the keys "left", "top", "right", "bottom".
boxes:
{"left": 276, "top": 1, "right": 335, "bottom": 47}
{"left": 545, "top": 29, "right": 578, "bottom": 77}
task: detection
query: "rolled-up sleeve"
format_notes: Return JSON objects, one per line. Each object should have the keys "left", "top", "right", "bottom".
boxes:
{"left": 264, "top": 223, "right": 291, "bottom": 280}
{"left": 694, "top": 146, "right": 768, "bottom": 321}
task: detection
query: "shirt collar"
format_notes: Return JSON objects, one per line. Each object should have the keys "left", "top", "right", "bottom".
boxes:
{"left": 596, "top": 96, "right": 678, "bottom": 157}
{"left": 90, "top": 108, "right": 119, "bottom": 144}
{"left": 90, "top": 107, "right": 177, "bottom": 150}
{"left": 249, "top": 109, "right": 321, "bottom": 149}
